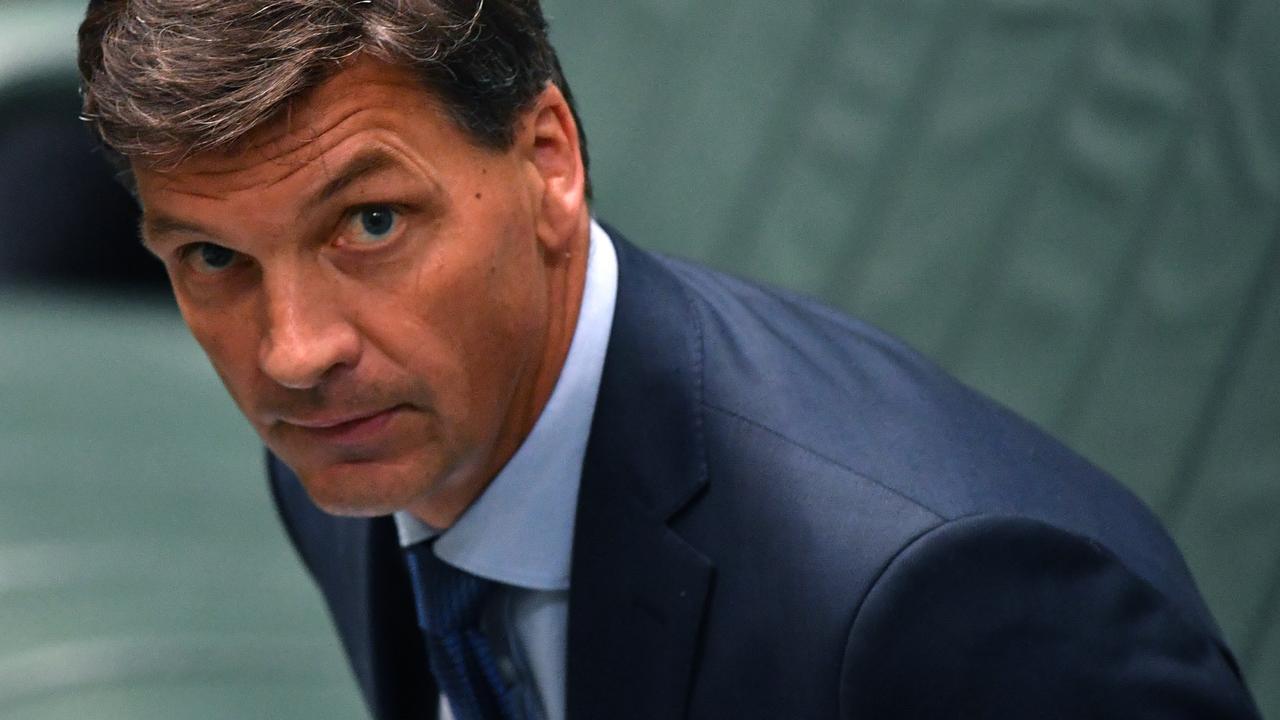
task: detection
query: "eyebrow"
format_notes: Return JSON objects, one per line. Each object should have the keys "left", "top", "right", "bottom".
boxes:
{"left": 305, "top": 148, "right": 404, "bottom": 211}
{"left": 140, "top": 213, "right": 218, "bottom": 247}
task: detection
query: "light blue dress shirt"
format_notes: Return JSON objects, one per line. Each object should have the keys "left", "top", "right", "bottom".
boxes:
{"left": 394, "top": 219, "right": 618, "bottom": 720}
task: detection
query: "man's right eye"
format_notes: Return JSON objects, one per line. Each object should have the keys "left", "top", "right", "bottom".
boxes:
{"left": 182, "top": 242, "right": 238, "bottom": 274}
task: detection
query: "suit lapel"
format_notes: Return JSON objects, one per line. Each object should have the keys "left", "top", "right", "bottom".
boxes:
{"left": 566, "top": 234, "right": 714, "bottom": 720}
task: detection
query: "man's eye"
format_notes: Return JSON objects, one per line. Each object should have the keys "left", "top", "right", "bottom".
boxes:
{"left": 350, "top": 206, "right": 400, "bottom": 245}
{"left": 184, "top": 242, "right": 238, "bottom": 274}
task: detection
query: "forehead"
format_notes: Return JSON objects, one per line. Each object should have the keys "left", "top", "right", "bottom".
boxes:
{"left": 134, "top": 57, "right": 447, "bottom": 195}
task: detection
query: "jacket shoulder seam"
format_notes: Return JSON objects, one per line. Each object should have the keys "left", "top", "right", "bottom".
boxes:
{"left": 701, "top": 400, "right": 946, "bottom": 522}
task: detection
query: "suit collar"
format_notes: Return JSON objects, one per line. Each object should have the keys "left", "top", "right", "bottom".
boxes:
{"left": 566, "top": 230, "right": 714, "bottom": 720}
{"left": 581, "top": 228, "right": 709, "bottom": 518}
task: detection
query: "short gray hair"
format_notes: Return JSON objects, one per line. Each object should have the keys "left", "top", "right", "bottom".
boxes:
{"left": 78, "top": 0, "right": 589, "bottom": 192}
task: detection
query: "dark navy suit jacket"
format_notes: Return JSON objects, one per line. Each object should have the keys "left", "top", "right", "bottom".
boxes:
{"left": 269, "top": 231, "right": 1260, "bottom": 719}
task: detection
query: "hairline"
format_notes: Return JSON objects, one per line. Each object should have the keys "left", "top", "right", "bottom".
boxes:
{"left": 112, "top": 55, "right": 537, "bottom": 197}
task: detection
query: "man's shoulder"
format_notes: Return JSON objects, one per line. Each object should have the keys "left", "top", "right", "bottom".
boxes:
{"left": 640, "top": 245, "right": 1104, "bottom": 516}
{"left": 625, "top": 241, "right": 1214, "bottom": 631}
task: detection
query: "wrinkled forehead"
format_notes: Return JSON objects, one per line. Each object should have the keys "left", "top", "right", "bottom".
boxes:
{"left": 132, "top": 58, "right": 437, "bottom": 196}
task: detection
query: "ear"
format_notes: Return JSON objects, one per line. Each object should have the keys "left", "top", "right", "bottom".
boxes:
{"left": 520, "top": 84, "right": 588, "bottom": 256}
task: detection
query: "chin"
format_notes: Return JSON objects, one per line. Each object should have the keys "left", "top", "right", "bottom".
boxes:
{"left": 296, "top": 458, "right": 432, "bottom": 518}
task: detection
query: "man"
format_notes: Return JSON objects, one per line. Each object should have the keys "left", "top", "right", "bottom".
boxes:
{"left": 78, "top": 1, "right": 1260, "bottom": 718}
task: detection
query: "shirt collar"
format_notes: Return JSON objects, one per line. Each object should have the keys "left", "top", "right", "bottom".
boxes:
{"left": 393, "top": 219, "right": 618, "bottom": 591}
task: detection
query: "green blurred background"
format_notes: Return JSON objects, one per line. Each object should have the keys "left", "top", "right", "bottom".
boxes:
{"left": 1, "top": 0, "right": 1276, "bottom": 716}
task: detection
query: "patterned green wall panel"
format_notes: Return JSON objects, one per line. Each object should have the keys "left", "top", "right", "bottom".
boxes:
{"left": 933, "top": 0, "right": 1216, "bottom": 420}
{"left": 1057, "top": 55, "right": 1280, "bottom": 506}
{"left": 1170, "top": 240, "right": 1280, "bottom": 667}
{"left": 1257, "top": 623, "right": 1280, "bottom": 720}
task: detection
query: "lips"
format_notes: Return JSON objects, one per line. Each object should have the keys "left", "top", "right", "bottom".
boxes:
{"left": 281, "top": 405, "right": 405, "bottom": 445}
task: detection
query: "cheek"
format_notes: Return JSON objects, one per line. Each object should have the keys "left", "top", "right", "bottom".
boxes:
{"left": 402, "top": 209, "right": 542, "bottom": 349}
{"left": 181, "top": 303, "right": 263, "bottom": 407}
{"left": 392, "top": 227, "right": 544, "bottom": 418}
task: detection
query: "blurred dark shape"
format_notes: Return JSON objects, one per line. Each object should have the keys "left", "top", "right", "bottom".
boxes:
{"left": 0, "top": 73, "right": 167, "bottom": 293}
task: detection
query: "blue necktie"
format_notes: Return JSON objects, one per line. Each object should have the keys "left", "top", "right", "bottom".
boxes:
{"left": 403, "top": 541, "right": 522, "bottom": 720}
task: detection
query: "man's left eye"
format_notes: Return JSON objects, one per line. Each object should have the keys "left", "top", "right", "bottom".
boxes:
{"left": 351, "top": 206, "right": 399, "bottom": 244}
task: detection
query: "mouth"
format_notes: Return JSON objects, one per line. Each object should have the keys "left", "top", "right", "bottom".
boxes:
{"left": 280, "top": 405, "right": 407, "bottom": 445}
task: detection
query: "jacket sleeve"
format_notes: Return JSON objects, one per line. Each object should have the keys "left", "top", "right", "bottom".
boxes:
{"left": 839, "top": 515, "right": 1262, "bottom": 719}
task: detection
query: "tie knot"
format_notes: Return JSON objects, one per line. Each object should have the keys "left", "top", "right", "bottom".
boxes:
{"left": 403, "top": 541, "right": 494, "bottom": 635}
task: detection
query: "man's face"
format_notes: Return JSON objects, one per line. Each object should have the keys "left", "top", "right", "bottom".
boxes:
{"left": 135, "top": 58, "right": 587, "bottom": 525}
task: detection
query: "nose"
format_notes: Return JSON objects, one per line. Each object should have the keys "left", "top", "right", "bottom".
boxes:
{"left": 258, "top": 270, "right": 360, "bottom": 390}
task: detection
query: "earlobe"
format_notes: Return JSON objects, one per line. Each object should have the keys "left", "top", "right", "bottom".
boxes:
{"left": 525, "top": 85, "right": 587, "bottom": 255}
